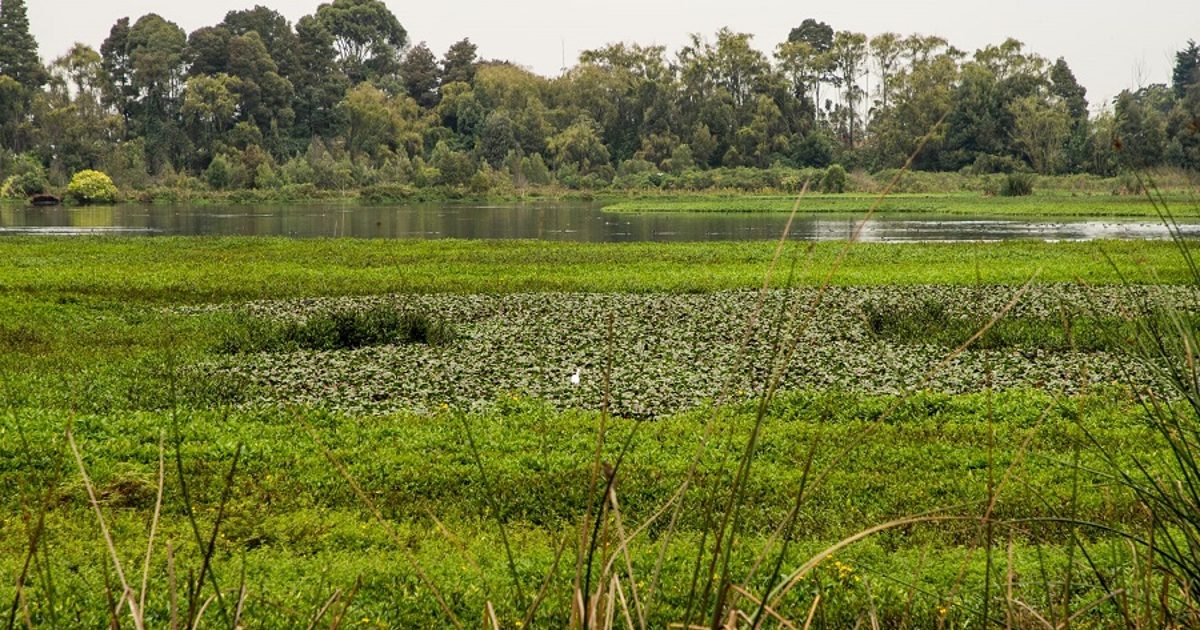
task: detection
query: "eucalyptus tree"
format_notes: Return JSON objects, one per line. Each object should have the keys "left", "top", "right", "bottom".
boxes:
{"left": 786, "top": 19, "right": 837, "bottom": 115}
{"left": 573, "top": 42, "right": 674, "bottom": 161}
{"left": 291, "top": 15, "right": 347, "bottom": 140}
{"left": 869, "top": 32, "right": 902, "bottom": 113}
{"left": 315, "top": 0, "right": 407, "bottom": 84}
{"left": 181, "top": 73, "right": 239, "bottom": 162}
{"left": 226, "top": 31, "right": 295, "bottom": 150}
{"left": 548, "top": 116, "right": 610, "bottom": 175}
{"left": 221, "top": 6, "right": 298, "bottom": 78}
{"left": 867, "top": 40, "right": 961, "bottom": 170}
{"left": 101, "top": 14, "right": 189, "bottom": 171}
{"left": 1114, "top": 87, "right": 1168, "bottom": 168}
{"left": 36, "top": 44, "right": 123, "bottom": 175}
{"left": 830, "top": 31, "right": 868, "bottom": 148}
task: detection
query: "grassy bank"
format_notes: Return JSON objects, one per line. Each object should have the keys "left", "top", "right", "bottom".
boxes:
{"left": 604, "top": 192, "right": 1200, "bottom": 216}
{"left": 0, "top": 238, "right": 1193, "bottom": 303}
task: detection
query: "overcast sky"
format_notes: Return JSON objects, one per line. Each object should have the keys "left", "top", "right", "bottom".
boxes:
{"left": 28, "top": 0, "right": 1200, "bottom": 109}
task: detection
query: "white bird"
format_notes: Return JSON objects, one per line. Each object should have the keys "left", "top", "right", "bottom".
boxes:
{"left": 570, "top": 367, "right": 581, "bottom": 386}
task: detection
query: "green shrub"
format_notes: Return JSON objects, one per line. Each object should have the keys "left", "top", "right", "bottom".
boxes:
{"left": 204, "top": 155, "right": 233, "bottom": 190}
{"left": 999, "top": 172, "right": 1035, "bottom": 197}
{"left": 1112, "top": 172, "right": 1143, "bottom": 196}
{"left": 218, "top": 306, "right": 457, "bottom": 354}
{"left": 360, "top": 183, "right": 417, "bottom": 204}
{"left": 0, "top": 155, "right": 49, "bottom": 198}
{"left": 66, "top": 170, "right": 119, "bottom": 204}
{"left": 819, "top": 164, "right": 848, "bottom": 193}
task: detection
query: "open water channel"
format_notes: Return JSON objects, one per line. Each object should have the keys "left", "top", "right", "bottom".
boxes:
{"left": 2, "top": 202, "right": 1196, "bottom": 242}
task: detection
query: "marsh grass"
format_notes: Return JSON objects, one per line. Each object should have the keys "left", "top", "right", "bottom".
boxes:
{"left": 1071, "top": 170, "right": 1200, "bottom": 625}
{"left": 860, "top": 297, "right": 1177, "bottom": 353}
{"left": 216, "top": 305, "right": 456, "bottom": 354}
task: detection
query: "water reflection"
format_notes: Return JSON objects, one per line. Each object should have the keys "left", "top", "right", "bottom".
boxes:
{"left": 1, "top": 203, "right": 1197, "bottom": 242}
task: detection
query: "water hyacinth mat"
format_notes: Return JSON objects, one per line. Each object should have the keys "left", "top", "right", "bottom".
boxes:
{"left": 186, "top": 285, "right": 1196, "bottom": 416}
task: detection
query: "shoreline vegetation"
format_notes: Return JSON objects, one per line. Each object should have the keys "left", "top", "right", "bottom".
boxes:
{"left": 3, "top": 169, "right": 1197, "bottom": 217}
{"left": 1, "top": 1, "right": 1197, "bottom": 220}
{"left": 1, "top": 238, "right": 1196, "bottom": 301}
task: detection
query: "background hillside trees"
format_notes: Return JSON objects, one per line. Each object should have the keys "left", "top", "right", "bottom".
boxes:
{"left": 0, "top": 0, "right": 1197, "bottom": 193}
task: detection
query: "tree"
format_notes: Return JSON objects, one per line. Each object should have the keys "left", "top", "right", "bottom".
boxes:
{"left": 1114, "top": 88, "right": 1168, "bottom": 169}
{"left": 181, "top": 74, "right": 239, "bottom": 161}
{"left": 731, "top": 94, "right": 790, "bottom": 166}
{"left": 0, "top": 0, "right": 47, "bottom": 90}
{"left": 226, "top": 31, "right": 295, "bottom": 146}
{"left": 1009, "top": 95, "right": 1070, "bottom": 173}
{"left": 52, "top": 44, "right": 103, "bottom": 97}
{"left": 775, "top": 40, "right": 820, "bottom": 123}
{"left": 869, "top": 32, "right": 902, "bottom": 112}
{"left": 788, "top": 19, "right": 834, "bottom": 54}
{"left": 868, "top": 45, "right": 959, "bottom": 169}
{"left": 127, "top": 14, "right": 188, "bottom": 99}
{"left": 1173, "top": 40, "right": 1200, "bottom": 99}
{"left": 429, "top": 140, "right": 475, "bottom": 186}
{"left": 315, "top": 0, "right": 407, "bottom": 84}
{"left": 67, "top": 169, "right": 119, "bottom": 203}
{"left": 221, "top": 6, "right": 298, "bottom": 77}
{"left": 400, "top": 43, "right": 440, "bottom": 108}
{"left": 1049, "top": 58, "right": 1089, "bottom": 171}
{"left": 1166, "top": 85, "right": 1200, "bottom": 169}
{"left": 441, "top": 39, "right": 478, "bottom": 86}
{"left": 548, "top": 116, "right": 610, "bottom": 174}
{"left": 679, "top": 29, "right": 771, "bottom": 110}
{"left": 1049, "top": 58, "right": 1087, "bottom": 121}
{"left": 37, "top": 45, "right": 123, "bottom": 175}
{"left": 573, "top": 42, "right": 673, "bottom": 161}
{"left": 786, "top": 19, "right": 837, "bottom": 111}
{"left": 102, "top": 14, "right": 188, "bottom": 172}
{"left": 830, "top": 31, "right": 868, "bottom": 148}
{"left": 338, "top": 82, "right": 393, "bottom": 160}
{"left": 100, "top": 18, "right": 135, "bottom": 118}
{"left": 292, "top": 15, "right": 347, "bottom": 139}
{"left": 186, "top": 26, "right": 233, "bottom": 77}
{"left": 478, "top": 110, "right": 519, "bottom": 168}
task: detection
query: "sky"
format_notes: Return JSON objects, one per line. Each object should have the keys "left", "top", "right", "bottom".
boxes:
{"left": 28, "top": 0, "right": 1200, "bottom": 110}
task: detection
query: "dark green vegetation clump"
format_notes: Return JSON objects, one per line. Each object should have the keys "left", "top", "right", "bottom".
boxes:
{"left": 217, "top": 305, "right": 456, "bottom": 353}
{"left": 999, "top": 172, "right": 1036, "bottom": 197}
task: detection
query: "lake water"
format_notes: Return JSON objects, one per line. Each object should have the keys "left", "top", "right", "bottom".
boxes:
{"left": 2, "top": 203, "right": 1197, "bottom": 242}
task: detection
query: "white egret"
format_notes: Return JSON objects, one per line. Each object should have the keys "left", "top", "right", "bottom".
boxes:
{"left": 570, "top": 367, "right": 581, "bottom": 386}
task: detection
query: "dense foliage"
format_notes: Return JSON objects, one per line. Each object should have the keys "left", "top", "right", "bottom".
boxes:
{"left": 0, "top": 2, "right": 1197, "bottom": 198}
{"left": 65, "top": 168, "right": 118, "bottom": 203}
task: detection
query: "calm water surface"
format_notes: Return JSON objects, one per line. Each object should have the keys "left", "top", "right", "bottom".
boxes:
{"left": 2, "top": 203, "right": 1196, "bottom": 242}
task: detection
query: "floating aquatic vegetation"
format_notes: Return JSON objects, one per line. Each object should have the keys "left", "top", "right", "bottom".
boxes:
{"left": 191, "top": 285, "right": 1193, "bottom": 417}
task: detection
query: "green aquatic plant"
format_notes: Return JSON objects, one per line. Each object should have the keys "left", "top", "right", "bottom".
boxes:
{"left": 216, "top": 305, "right": 457, "bottom": 354}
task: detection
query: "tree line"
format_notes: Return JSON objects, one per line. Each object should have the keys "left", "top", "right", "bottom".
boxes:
{"left": 0, "top": 0, "right": 1197, "bottom": 198}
